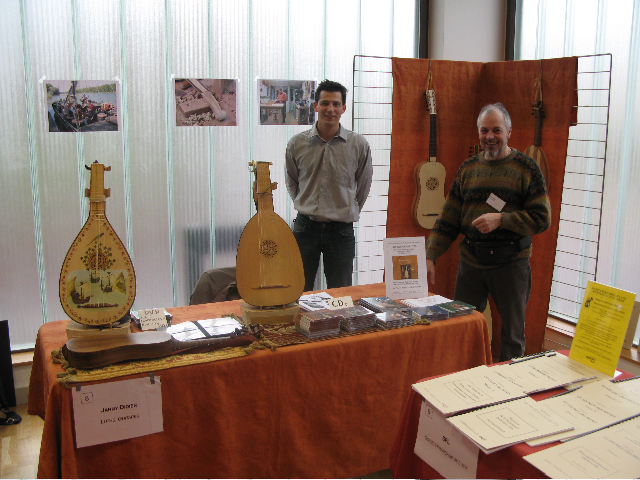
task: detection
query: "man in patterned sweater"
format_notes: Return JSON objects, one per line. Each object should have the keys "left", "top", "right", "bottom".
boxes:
{"left": 425, "top": 103, "right": 551, "bottom": 361}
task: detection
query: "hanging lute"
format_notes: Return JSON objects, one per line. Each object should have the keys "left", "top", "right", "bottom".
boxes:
{"left": 523, "top": 72, "right": 551, "bottom": 190}
{"left": 59, "top": 162, "right": 136, "bottom": 326}
{"left": 236, "top": 161, "right": 304, "bottom": 307}
{"left": 411, "top": 71, "right": 446, "bottom": 229}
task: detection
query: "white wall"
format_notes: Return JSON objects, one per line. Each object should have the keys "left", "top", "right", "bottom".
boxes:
{"left": 12, "top": 364, "right": 30, "bottom": 406}
{"left": 429, "top": 0, "right": 506, "bottom": 61}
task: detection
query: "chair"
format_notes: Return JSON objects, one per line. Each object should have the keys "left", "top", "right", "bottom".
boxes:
{"left": 189, "top": 267, "right": 241, "bottom": 305}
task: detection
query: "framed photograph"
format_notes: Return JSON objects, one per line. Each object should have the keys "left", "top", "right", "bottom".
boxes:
{"left": 46, "top": 80, "right": 118, "bottom": 133}
{"left": 257, "top": 79, "right": 316, "bottom": 126}
{"left": 175, "top": 78, "right": 237, "bottom": 126}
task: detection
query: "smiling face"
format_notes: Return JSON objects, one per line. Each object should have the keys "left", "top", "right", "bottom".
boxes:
{"left": 314, "top": 91, "right": 346, "bottom": 131}
{"left": 478, "top": 109, "right": 512, "bottom": 160}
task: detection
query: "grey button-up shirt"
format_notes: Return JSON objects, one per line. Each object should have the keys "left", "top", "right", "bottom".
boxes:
{"left": 285, "top": 123, "right": 373, "bottom": 223}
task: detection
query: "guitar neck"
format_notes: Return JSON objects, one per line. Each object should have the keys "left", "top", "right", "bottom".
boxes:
{"left": 534, "top": 114, "right": 543, "bottom": 147}
{"left": 429, "top": 113, "right": 437, "bottom": 160}
{"left": 255, "top": 162, "right": 275, "bottom": 211}
{"left": 532, "top": 101, "right": 544, "bottom": 147}
{"left": 171, "top": 334, "right": 233, "bottom": 353}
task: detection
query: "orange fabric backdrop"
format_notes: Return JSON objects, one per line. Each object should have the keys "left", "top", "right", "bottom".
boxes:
{"left": 388, "top": 57, "right": 578, "bottom": 357}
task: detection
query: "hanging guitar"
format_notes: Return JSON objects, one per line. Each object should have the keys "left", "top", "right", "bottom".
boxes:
{"left": 59, "top": 162, "right": 136, "bottom": 326}
{"left": 523, "top": 70, "right": 551, "bottom": 190}
{"left": 236, "top": 161, "right": 304, "bottom": 307}
{"left": 411, "top": 70, "right": 446, "bottom": 229}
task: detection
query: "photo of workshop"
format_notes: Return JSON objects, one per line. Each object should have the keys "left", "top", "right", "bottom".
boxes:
{"left": 258, "top": 79, "right": 315, "bottom": 125}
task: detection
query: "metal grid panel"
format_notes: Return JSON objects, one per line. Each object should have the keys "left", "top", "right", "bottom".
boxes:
{"left": 352, "top": 55, "right": 393, "bottom": 285}
{"left": 548, "top": 54, "right": 611, "bottom": 322}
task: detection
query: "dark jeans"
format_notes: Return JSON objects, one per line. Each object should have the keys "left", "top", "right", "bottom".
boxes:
{"left": 292, "top": 213, "right": 355, "bottom": 292}
{"left": 454, "top": 258, "right": 532, "bottom": 362}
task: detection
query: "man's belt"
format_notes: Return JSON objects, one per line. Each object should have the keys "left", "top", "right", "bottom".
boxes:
{"left": 463, "top": 236, "right": 532, "bottom": 265}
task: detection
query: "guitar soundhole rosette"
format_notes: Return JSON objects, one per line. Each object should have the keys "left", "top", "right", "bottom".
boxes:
{"left": 260, "top": 240, "right": 278, "bottom": 258}
{"left": 426, "top": 177, "right": 439, "bottom": 191}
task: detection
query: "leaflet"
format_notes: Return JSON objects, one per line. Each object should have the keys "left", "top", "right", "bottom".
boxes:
{"left": 447, "top": 396, "right": 574, "bottom": 454}
{"left": 383, "top": 237, "right": 428, "bottom": 300}
{"left": 412, "top": 365, "right": 527, "bottom": 417}
{"left": 570, "top": 281, "right": 636, "bottom": 376}
{"left": 527, "top": 378, "right": 640, "bottom": 446}
{"left": 491, "top": 351, "right": 609, "bottom": 394}
{"left": 524, "top": 415, "right": 640, "bottom": 479}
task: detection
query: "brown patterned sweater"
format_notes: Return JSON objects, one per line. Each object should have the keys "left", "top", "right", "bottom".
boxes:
{"left": 425, "top": 148, "right": 551, "bottom": 269}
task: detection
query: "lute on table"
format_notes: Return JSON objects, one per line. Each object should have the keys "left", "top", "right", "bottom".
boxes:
{"left": 63, "top": 329, "right": 255, "bottom": 368}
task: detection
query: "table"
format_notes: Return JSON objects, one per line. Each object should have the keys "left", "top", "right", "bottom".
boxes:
{"left": 28, "top": 283, "right": 491, "bottom": 478}
{"left": 259, "top": 102, "right": 285, "bottom": 124}
{"left": 389, "top": 351, "right": 636, "bottom": 479}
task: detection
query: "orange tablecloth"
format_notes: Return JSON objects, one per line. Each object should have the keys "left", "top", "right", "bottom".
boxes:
{"left": 389, "top": 351, "right": 635, "bottom": 479}
{"left": 28, "top": 283, "right": 491, "bottom": 479}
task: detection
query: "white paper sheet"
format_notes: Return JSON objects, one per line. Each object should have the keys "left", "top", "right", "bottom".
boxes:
{"left": 414, "top": 398, "right": 479, "bottom": 478}
{"left": 383, "top": 237, "right": 428, "bottom": 300}
{"left": 524, "top": 415, "right": 640, "bottom": 479}
{"left": 72, "top": 376, "right": 163, "bottom": 448}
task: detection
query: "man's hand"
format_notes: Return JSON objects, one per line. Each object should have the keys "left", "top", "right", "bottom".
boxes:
{"left": 426, "top": 259, "right": 436, "bottom": 285}
{"left": 471, "top": 213, "right": 503, "bottom": 234}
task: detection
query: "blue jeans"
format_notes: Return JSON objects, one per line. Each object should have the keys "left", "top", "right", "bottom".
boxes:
{"left": 292, "top": 213, "right": 355, "bottom": 292}
{"left": 454, "top": 258, "right": 532, "bottom": 362}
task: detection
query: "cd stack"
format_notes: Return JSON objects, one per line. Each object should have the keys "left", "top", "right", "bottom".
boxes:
{"left": 296, "top": 310, "right": 342, "bottom": 338}
{"left": 437, "top": 300, "right": 475, "bottom": 317}
{"left": 358, "top": 296, "right": 406, "bottom": 313}
{"left": 374, "top": 310, "right": 415, "bottom": 329}
{"left": 332, "top": 305, "right": 377, "bottom": 332}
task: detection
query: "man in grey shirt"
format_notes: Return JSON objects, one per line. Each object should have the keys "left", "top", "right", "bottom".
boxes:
{"left": 285, "top": 79, "right": 373, "bottom": 291}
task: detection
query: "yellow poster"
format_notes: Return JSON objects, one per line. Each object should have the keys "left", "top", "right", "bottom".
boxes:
{"left": 569, "top": 281, "right": 636, "bottom": 376}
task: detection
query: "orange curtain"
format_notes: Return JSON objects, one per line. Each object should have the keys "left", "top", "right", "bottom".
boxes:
{"left": 388, "top": 57, "right": 578, "bottom": 357}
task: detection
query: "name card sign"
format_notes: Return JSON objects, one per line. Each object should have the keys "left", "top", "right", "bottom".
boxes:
{"left": 72, "top": 376, "right": 163, "bottom": 448}
{"left": 327, "top": 296, "right": 354, "bottom": 310}
{"left": 138, "top": 308, "right": 168, "bottom": 331}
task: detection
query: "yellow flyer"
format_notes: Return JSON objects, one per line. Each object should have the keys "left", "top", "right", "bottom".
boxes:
{"left": 570, "top": 281, "right": 636, "bottom": 376}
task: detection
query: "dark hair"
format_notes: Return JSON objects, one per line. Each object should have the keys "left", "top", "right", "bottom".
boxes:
{"left": 315, "top": 79, "right": 348, "bottom": 105}
{"left": 477, "top": 102, "right": 512, "bottom": 131}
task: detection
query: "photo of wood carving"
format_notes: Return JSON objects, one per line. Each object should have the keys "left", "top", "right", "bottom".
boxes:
{"left": 175, "top": 78, "right": 237, "bottom": 126}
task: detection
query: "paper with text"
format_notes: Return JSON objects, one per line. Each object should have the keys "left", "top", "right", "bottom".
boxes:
{"left": 570, "top": 281, "right": 636, "bottom": 376}
{"left": 524, "top": 415, "right": 640, "bottom": 479}
{"left": 491, "top": 352, "right": 608, "bottom": 394}
{"left": 414, "top": 398, "right": 479, "bottom": 479}
{"left": 383, "top": 237, "right": 428, "bottom": 300}
{"left": 527, "top": 378, "right": 640, "bottom": 446}
{"left": 72, "top": 376, "right": 163, "bottom": 448}
{"left": 412, "top": 365, "right": 527, "bottom": 417}
{"left": 447, "top": 396, "right": 574, "bottom": 454}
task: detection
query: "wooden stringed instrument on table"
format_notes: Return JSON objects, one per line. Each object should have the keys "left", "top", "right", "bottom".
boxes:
{"left": 523, "top": 73, "right": 551, "bottom": 190}
{"left": 411, "top": 79, "right": 446, "bottom": 230}
{"left": 59, "top": 162, "right": 136, "bottom": 326}
{"left": 236, "top": 161, "right": 304, "bottom": 307}
{"left": 63, "top": 329, "right": 255, "bottom": 368}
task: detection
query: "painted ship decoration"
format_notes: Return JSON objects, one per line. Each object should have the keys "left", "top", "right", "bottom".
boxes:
{"left": 59, "top": 162, "right": 136, "bottom": 326}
